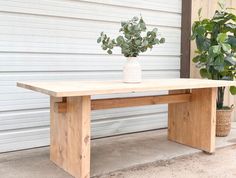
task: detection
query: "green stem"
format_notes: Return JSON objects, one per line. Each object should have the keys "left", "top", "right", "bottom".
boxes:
{"left": 217, "top": 87, "right": 225, "bottom": 109}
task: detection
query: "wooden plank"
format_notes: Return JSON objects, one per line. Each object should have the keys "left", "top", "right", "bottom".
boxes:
{"left": 180, "top": 0, "right": 192, "bottom": 78}
{"left": 168, "top": 88, "right": 216, "bottom": 153}
{"left": 54, "top": 102, "right": 67, "bottom": 113}
{"left": 54, "top": 97, "right": 67, "bottom": 113}
{"left": 50, "top": 96, "right": 91, "bottom": 178}
{"left": 190, "top": 0, "right": 210, "bottom": 78}
{"left": 91, "top": 93, "right": 191, "bottom": 110}
{"left": 17, "top": 79, "right": 236, "bottom": 97}
{"left": 55, "top": 94, "right": 190, "bottom": 112}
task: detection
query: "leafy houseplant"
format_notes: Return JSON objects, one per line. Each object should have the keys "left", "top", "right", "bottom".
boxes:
{"left": 97, "top": 16, "right": 165, "bottom": 83}
{"left": 191, "top": 2, "right": 236, "bottom": 136}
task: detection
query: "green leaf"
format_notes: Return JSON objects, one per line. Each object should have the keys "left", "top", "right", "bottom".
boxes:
{"left": 198, "top": 54, "right": 208, "bottom": 63}
{"left": 213, "top": 10, "right": 223, "bottom": 18}
{"left": 134, "top": 25, "right": 140, "bottom": 31}
{"left": 140, "top": 23, "right": 146, "bottom": 31}
{"left": 198, "top": 8, "right": 202, "bottom": 19}
{"left": 125, "top": 33, "right": 131, "bottom": 39}
{"left": 140, "top": 16, "right": 144, "bottom": 22}
{"left": 230, "top": 86, "right": 236, "bottom": 95}
{"left": 112, "top": 39, "right": 116, "bottom": 44}
{"left": 108, "top": 42, "right": 114, "bottom": 49}
{"left": 102, "top": 44, "right": 107, "bottom": 50}
{"left": 142, "top": 40, "right": 148, "bottom": 46}
{"left": 152, "top": 28, "right": 158, "bottom": 33}
{"left": 225, "top": 23, "right": 236, "bottom": 30}
{"left": 150, "top": 31, "right": 156, "bottom": 37}
{"left": 135, "top": 40, "right": 142, "bottom": 45}
{"left": 132, "top": 16, "right": 139, "bottom": 21}
{"left": 214, "top": 55, "right": 225, "bottom": 71}
{"left": 154, "top": 39, "right": 160, "bottom": 44}
{"left": 191, "top": 34, "right": 196, "bottom": 40}
{"left": 121, "top": 21, "right": 126, "bottom": 27}
{"left": 217, "top": 33, "right": 228, "bottom": 43}
{"left": 128, "top": 25, "right": 133, "bottom": 31}
{"left": 215, "top": 55, "right": 224, "bottom": 65}
{"left": 205, "top": 21, "right": 214, "bottom": 31}
{"left": 196, "top": 36, "right": 211, "bottom": 51}
{"left": 192, "top": 55, "right": 200, "bottom": 63}
{"left": 160, "top": 38, "right": 165, "bottom": 43}
{"left": 228, "top": 35, "right": 236, "bottom": 50}
{"left": 200, "top": 68, "right": 210, "bottom": 78}
{"left": 210, "top": 45, "right": 221, "bottom": 55}
{"left": 221, "top": 43, "right": 231, "bottom": 52}
{"left": 97, "top": 37, "right": 101, "bottom": 43}
{"left": 218, "top": 0, "right": 226, "bottom": 10}
{"left": 196, "top": 26, "right": 205, "bottom": 35}
{"left": 116, "top": 36, "right": 124, "bottom": 44}
{"left": 225, "top": 56, "right": 236, "bottom": 65}
{"left": 107, "top": 49, "right": 112, "bottom": 54}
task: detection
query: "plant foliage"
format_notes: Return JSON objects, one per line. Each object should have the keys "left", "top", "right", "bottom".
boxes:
{"left": 97, "top": 16, "right": 165, "bottom": 57}
{"left": 191, "top": 2, "right": 236, "bottom": 109}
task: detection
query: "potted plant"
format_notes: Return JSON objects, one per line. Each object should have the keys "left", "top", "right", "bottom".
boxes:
{"left": 191, "top": 2, "right": 236, "bottom": 136}
{"left": 97, "top": 16, "right": 165, "bottom": 83}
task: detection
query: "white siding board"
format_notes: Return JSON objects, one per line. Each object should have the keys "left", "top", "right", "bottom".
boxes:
{"left": 0, "top": 110, "right": 49, "bottom": 131}
{"left": 0, "top": 19, "right": 180, "bottom": 42}
{"left": 0, "top": 105, "right": 167, "bottom": 131}
{"left": 92, "top": 113, "right": 168, "bottom": 138}
{"left": 0, "top": 41, "right": 179, "bottom": 56}
{"left": 0, "top": 12, "right": 180, "bottom": 55}
{"left": 0, "top": 0, "right": 181, "bottom": 152}
{"left": 80, "top": 0, "right": 182, "bottom": 13}
{"left": 0, "top": 54, "right": 180, "bottom": 71}
{"left": 0, "top": 0, "right": 181, "bottom": 27}
{"left": 0, "top": 128, "right": 50, "bottom": 152}
{"left": 0, "top": 71, "right": 179, "bottom": 86}
{"left": 0, "top": 112, "right": 168, "bottom": 152}
{"left": 0, "top": 12, "right": 180, "bottom": 34}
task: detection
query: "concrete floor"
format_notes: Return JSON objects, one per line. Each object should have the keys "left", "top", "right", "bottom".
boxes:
{"left": 0, "top": 124, "right": 236, "bottom": 178}
{"left": 98, "top": 145, "right": 236, "bottom": 178}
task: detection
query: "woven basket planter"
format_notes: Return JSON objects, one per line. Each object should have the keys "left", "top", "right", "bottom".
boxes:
{"left": 216, "top": 108, "right": 233, "bottom": 137}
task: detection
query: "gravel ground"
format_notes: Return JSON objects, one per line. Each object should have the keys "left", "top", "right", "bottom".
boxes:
{"left": 95, "top": 145, "right": 236, "bottom": 178}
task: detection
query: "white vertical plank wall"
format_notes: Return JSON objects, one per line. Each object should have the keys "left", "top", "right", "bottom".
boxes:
{"left": 0, "top": 0, "right": 182, "bottom": 152}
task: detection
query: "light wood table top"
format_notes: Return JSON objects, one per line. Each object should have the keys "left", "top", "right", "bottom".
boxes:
{"left": 17, "top": 78, "right": 236, "bottom": 97}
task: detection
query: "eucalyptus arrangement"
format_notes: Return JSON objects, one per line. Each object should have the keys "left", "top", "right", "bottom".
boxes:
{"left": 97, "top": 16, "right": 165, "bottom": 83}
{"left": 191, "top": 1, "right": 236, "bottom": 136}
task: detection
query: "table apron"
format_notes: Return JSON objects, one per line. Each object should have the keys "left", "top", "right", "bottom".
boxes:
{"left": 54, "top": 92, "right": 192, "bottom": 113}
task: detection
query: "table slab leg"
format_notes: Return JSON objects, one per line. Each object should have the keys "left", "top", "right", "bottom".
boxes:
{"left": 50, "top": 96, "right": 91, "bottom": 178}
{"left": 168, "top": 88, "right": 216, "bottom": 153}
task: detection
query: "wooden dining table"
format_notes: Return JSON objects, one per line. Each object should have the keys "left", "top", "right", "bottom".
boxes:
{"left": 17, "top": 78, "right": 236, "bottom": 178}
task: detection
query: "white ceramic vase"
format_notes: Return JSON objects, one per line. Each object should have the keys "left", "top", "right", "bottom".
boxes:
{"left": 123, "top": 57, "right": 142, "bottom": 83}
